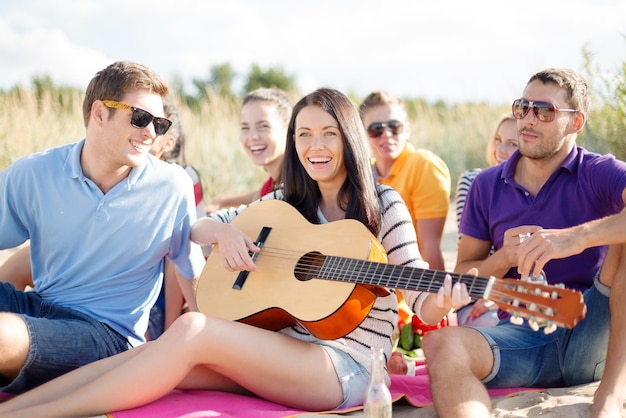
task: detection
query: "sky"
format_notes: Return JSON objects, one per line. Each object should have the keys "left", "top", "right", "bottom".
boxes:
{"left": 1, "top": 0, "right": 625, "bottom": 105}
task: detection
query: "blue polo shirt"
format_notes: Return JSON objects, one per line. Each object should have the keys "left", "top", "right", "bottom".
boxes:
{"left": 0, "top": 139, "right": 206, "bottom": 346}
{"left": 460, "top": 146, "right": 626, "bottom": 291}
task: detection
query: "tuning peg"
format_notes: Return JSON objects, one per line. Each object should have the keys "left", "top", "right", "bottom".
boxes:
{"left": 528, "top": 319, "right": 539, "bottom": 331}
{"left": 510, "top": 315, "right": 524, "bottom": 325}
{"left": 543, "top": 323, "right": 557, "bottom": 335}
{"left": 521, "top": 270, "right": 548, "bottom": 284}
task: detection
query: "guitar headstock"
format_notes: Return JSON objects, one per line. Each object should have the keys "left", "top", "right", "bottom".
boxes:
{"left": 489, "top": 278, "right": 586, "bottom": 330}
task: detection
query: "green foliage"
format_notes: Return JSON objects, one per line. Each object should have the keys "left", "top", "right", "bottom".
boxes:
{"left": 209, "top": 62, "right": 237, "bottom": 97}
{"left": 189, "top": 62, "right": 237, "bottom": 108}
{"left": 580, "top": 56, "right": 626, "bottom": 159}
{"left": 242, "top": 64, "right": 296, "bottom": 95}
{"left": 31, "top": 75, "right": 80, "bottom": 113}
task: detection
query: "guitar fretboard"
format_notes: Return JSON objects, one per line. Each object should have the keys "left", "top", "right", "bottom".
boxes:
{"left": 313, "top": 254, "right": 493, "bottom": 298}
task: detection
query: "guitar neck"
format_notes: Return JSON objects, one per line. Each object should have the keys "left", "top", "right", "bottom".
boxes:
{"left": 198, "top": 199, "right": 586, "bottom": 334}
{"left": 317, "top": 254, "right": 493, "bottom": 299}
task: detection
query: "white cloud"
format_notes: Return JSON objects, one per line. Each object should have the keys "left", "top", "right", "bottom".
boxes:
{"left": 0, "top": 0, "right": 624, "bottom": 104}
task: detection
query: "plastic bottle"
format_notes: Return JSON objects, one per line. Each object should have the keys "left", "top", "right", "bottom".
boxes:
{"left": 363, "top": 347, "right": 392, "bottom": 417}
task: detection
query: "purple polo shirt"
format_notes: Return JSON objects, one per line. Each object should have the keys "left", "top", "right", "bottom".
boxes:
{"left": 460, "top": 146, "right": 626, "bottom": 291}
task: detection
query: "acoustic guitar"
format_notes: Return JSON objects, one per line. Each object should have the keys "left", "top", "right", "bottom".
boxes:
{"left": 197, "top": 200, "right": 586, "bottom": 340}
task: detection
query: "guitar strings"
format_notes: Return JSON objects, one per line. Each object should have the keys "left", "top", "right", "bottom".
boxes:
{"left": 240, "top": 245, "right": 562, "bottom": 324}
{"left": 256, "top": 246, "right": 487, "bottom": 289}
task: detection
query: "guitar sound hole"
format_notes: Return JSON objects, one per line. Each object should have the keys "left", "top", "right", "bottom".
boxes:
{"left": 294, "top": 252, "right": 324, "bottom": 281}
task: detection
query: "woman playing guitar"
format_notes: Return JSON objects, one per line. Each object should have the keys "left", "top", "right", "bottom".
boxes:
{"left": 0, "top": 88, "right": 468, "bottom": 417}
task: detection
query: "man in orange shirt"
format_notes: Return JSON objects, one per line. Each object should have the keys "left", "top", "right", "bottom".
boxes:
{"left": 360, "top": 91, "right": 451, "bottom": 271}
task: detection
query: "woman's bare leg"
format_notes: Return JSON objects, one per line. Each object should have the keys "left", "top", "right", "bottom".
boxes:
{"left": 0, "top": 312, "right": 343, "bottom": 417}
{"left": 0, "top": 342, "right": 148, "bottom": 414}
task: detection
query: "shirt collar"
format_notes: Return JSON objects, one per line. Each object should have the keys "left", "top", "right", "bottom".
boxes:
{"left": 501, "top": 146, "right": 580, "bottom": 181}
{"left": 373, "top": 143, "right": 414, "bottom": 180}
{"left": 64, "top": 138, "right": 148, "bottom": 189}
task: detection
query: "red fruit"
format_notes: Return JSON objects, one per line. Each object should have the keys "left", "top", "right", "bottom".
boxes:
{"left": 387, "top": 351, "right": 408, "bottom": 375}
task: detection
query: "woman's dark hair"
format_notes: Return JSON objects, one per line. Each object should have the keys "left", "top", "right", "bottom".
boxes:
{"left": 282, "top": 88, "right": 381, "bottom": 235}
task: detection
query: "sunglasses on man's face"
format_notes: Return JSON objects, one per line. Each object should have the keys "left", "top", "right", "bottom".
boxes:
{"left": 102, "top": 100, "right": 172, "bottom": 136}
{"left": 512, "top": 99, "right": 577, "bottom": 123}
{"left": 366, "top": 120, "right": 404, "bottom": 138}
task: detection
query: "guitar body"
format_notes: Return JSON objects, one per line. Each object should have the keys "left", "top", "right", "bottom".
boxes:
{"left": 197, "top": 199, "right": 388, "bottom": 340}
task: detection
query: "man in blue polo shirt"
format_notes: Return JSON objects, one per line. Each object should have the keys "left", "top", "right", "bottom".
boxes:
{"left": 422, "top": 68, "right": 626, "bottom": 417}
{"left": 0, "top": 61, "right": 205, "bottom": 393}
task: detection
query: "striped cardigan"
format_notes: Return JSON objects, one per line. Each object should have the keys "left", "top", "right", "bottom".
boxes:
{"left": 208, "top": 183, "right": 428, "bottom": 372}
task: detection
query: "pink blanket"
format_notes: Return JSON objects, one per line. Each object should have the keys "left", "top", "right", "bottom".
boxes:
{"left": 106, "top": 360, "right": 535, "bottom": 418}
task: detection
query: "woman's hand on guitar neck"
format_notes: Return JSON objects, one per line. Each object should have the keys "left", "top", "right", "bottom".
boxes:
{"left": 436, "top": 272, "right": 472, "bottom": 310}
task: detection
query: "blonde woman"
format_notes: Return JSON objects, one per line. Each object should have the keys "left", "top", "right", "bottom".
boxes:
{"left": 454, "top": 113, "right": 518, "bottom": 229}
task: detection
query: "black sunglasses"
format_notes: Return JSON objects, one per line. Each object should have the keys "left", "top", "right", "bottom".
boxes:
{"left": 102, "top": 100, "right": 172, "bottom": 136}
{"left": 512, "top": 99, "right": 577, "bottom": 123}
{"left": 366, "top": 120, "right": 404, "bottom": 138}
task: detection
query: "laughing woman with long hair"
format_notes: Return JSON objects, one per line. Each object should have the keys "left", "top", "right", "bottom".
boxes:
{"left": 0, "top": 88, "right": 466, "bottom": 417}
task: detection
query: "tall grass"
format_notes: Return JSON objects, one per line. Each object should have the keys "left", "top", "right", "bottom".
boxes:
{"left": 0, "top": 87, "right": 84, "bottom": 168}
{"left": 406, "top": 100, "right": 510, "bottom": 181}
{"left": 0, "top": 90, "right": 510, "bottom": 199}
{"left": 1, "top": 75, "right": 624, "bottom": 202}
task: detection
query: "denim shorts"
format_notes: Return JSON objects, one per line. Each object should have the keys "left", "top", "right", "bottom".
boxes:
{"left": 477, "top": 276, "right": 609, "bottom": 388}
{"left": 0, "top": 283, "right": 131, "bottom": 393}
{"left": 320, "top": 345, "right": 370, "bottom": 409}
{"left": 146, "top": 305, "right": 165, "bottom": 341}
{"left": 455, "top": 301, "right": 499, "bottom": 327}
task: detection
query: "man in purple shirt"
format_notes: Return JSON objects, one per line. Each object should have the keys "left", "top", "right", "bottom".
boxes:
{"left": 422, "top": 68, "right": 626, "bottom": 418}
{"left": 460, "top": 146, "right": 625, "bottom": 292}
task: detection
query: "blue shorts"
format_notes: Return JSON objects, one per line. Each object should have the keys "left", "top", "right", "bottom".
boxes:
{"left": 0, "top": 283, "right": 131, "bottom": 393}
{"left": 477, "top": 276, "right": 609, "bottom": 388}
{"left": 455, "top": 301, "right": 499, "bottom": 327}
{"left": 146, "top": 305, "right": 165, "bottom": 341}
{"left": 320, "top": 345, "right": 370, "bottom": 409}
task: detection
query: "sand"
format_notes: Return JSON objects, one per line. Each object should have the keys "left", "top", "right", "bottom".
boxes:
{"left": 302, "top": 381, "right": 606, "bottom": 417}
